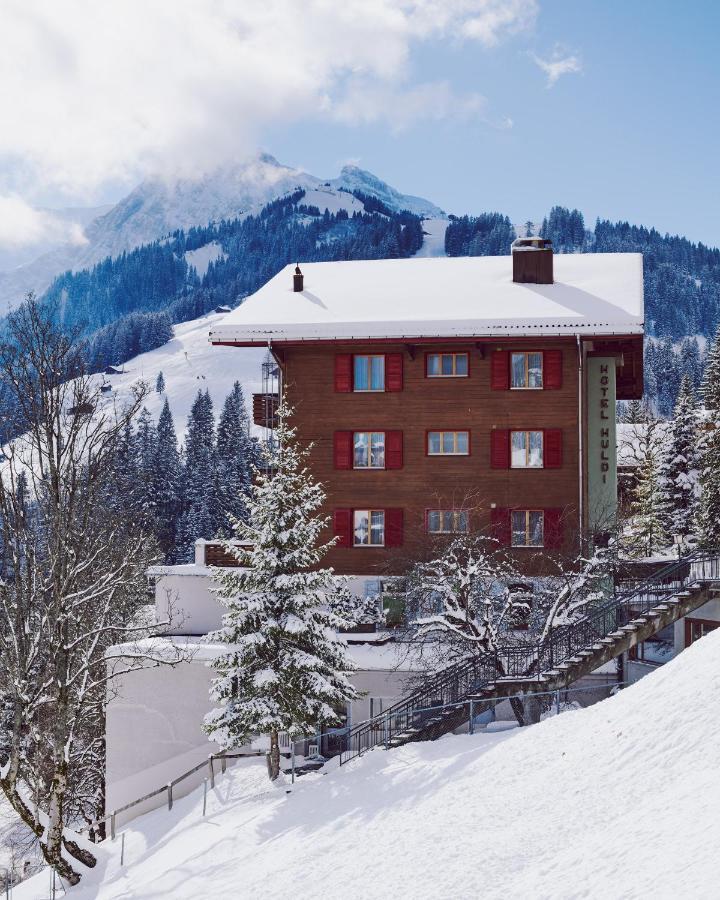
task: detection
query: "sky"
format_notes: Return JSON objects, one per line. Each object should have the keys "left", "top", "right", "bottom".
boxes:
{"left": 0, "top": 0, "right": 718, "bottom": 261}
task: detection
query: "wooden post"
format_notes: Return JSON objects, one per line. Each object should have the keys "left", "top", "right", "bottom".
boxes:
{"left": 202, "top": 778, "right": 208, "bottom": 817}
{"left": 110, "top": 812, "right": 116, "bottom": 841}
{"left": 221, "top": 756, "right": 226, "bottom": 775}
{"left": 167, "top": 783, "right": 173, "bottom": 811}
{"left": 209, "top": 755, "right": 215, "bottom": 789}
{"left": 120, "top": 832, "right": 126, "bottom": 867}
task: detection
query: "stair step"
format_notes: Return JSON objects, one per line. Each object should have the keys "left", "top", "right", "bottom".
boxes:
{"left": 599, "top": 638, "right": 616, "bottom": 645}
{"left": 629, "top": 618, "right": 648, "bottom": 626}
{"left": 618, "top": 625, "right": 639, "bottom": 632}
{"left": 609, "top": 630, "right": 627, "bottom": 638}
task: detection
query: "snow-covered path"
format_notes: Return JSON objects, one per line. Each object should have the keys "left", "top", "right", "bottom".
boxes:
{"left": 413, "top": 217, "right": 447, "bottom": 257}
{"left": 16, "top": 629, "right": 720, "bottom": 899}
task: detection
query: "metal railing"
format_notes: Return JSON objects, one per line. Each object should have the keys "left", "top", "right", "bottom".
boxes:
{"left": 339, "top": 549, "right": 720, "bottom": 764}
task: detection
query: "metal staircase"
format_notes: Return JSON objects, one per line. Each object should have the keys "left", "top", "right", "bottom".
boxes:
{"left": 339, "top": 551, "right": 720, "bottom": 764}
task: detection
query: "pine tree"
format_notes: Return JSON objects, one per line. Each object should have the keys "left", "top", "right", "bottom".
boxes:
{"left": 203, "top": 403, "right": 359, "bottom": 780}
{"left": 155, "top": 371, "right": 165, "bottom": 394}
{"left": 657, "top": 375, "right": 700, "bottom": 540}
{"left": 216, "top": 381, "right": 257, "bottom": 535}
{"left": 177, "top": 390, "right": 219, "bottom": 559}
{"left": 154, "top": 398, "right": 182, "bottom": 559}
{"left": 629, "top": 424, "right": 667, "bottom": 556}
{"left": 697, "top": 327, "right": 720, "bottom": 547}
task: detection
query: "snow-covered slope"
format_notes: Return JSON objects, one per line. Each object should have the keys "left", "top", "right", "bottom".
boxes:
{"left": 95, "top": 311, "right": 265, "bottom": 441}
{"left": 0, "top": 154, "right": 443, "bottom": 312}
{"left": 16, "top": 629, "right": 720, "bottom": 899}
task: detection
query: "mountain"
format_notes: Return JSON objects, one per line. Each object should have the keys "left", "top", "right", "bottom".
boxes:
{"left": 0, "top": 154, "right": 444, "bottom": 312}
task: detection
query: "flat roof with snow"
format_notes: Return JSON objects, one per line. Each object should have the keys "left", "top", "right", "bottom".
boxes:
{"left": 209, "top": 253, "right": 644, "bottom": 344}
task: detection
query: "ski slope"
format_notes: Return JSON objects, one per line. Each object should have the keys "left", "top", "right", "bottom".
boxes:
{"left": 16, "top": 629, "right": 720, "bottom": 899}
{"left": 98, "top": 311, "right": 265, "bottom": 441}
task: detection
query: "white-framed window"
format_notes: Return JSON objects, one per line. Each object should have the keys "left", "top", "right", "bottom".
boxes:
{"left": 354, "top": 432, "right": 385, "bottom": 469}
{"left": 354, "top": 509, "right": 385, "bottom": 546}
{"left": 511, "top": 510, "right": 544, "bottom": 547}
{"left": 427, "top": 431, "right": 470, "bottom": 455}
{"left": 427, "top": 509, "right": 469, "bottom": 534}
{"left": 426, "top": 352, "right": 469, "bottom": 378}
{"left": 353, "top": 355, "right": 385, "bottom": 392}
{"left": 511, "top": 352, "right": 543, "bottom": 389}
{"left": 511, "top": 430, "right": 544, "bottom": 468}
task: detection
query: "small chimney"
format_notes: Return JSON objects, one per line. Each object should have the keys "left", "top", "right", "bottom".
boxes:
{"left": 293, "top": 263, "right": 304, "bottom": 292}
{"left": 511, "top": 237, "right": 553, "bottom": 284}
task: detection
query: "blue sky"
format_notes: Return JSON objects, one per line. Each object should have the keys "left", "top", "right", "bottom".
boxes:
{"left": 268, "top": 1, "right": 720, "bottom": 244}
{"left": 1, "top": 1, "right": 718, "bottom": 252}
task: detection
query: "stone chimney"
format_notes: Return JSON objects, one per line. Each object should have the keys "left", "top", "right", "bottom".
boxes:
{"left": 293, "top": 263, "right": 304, "bottom": 292}
{"left": 511, "top": 237, "right": 553, "bottom": 284}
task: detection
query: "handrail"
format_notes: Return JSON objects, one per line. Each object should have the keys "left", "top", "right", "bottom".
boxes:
{"left": 339, "top": 549, "right": 720, "bottom": 764}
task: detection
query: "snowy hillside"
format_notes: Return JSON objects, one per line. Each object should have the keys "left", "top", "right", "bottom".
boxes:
{"left": 95, "top": 311, "right": 265, "bottom": 441}
{"left": 0, "top": 154, "right": 444, "bottom": 312}
{"left": 16, "top": 630, "right": 720, "bottom": 899}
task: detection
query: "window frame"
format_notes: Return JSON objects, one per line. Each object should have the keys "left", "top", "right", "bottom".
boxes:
{"left": 426, "top": 430, "right": 471, "bottom": 456}
{"left": 426, "top": 509, "right": 470, "bottom": 534}
{"left": 353, "top": 509, "right": 386, "bottom": 547}
{"left": 425, "top": 352, "right": 470, "bottom": 379}
{"left": 353, "top": 354, "right": 386, "bottom": 393}
{"left": 511, "top": 509, "right": 545, "bottom": 548}
{"left": 352, "top": 431, "right": 386, "bottom": 470}
{"left": 510, "top": 430, "right": 544, "bottom": 469}
{"left": 510, "top": 351, "right": 544, "bottom": 390}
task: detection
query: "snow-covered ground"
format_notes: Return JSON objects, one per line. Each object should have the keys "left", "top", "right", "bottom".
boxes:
{"left": 184, "top": 242, "right": 226, "bottom": 277}
{"left": 413, "top": 217, "right": 448, "bottom": 257}
{"left": 15, "top": 628, "right": 720, "bottom": 899}
{"left": 97, "top": 311, "right": 265, "bottom": 441}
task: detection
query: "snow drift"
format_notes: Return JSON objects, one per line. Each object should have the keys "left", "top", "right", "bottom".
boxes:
{"left": 16, "top": 627, "right": 720, "bottom": 899}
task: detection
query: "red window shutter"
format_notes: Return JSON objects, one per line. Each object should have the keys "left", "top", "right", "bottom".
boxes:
{"left": 544, "top": 508, "right": 564, "bottom": 550}
{"left": 333, "top": 431, "right": 353, "bottom": 469}
{"left": 385, "top": 508, "right": 404, "bottom": 547}
{"left": 490, "top": 508, "right": 510, "bottom": 546}
{"left": 544, "top": 429, "right": 563, "bottom": 468}
{"left": 335, "top": 354, "right": 353, "bottom": 392}
{"left": 491, "top": 351, "right": 510, "bottom": 390}
{"left": 333, "top": 509, "right": 353, "bottom": 547}
{"left": 386, "top": 353, "right": 403, "bottom": 391}
{"left": 544, "top": 350, "right": 562, "bottom": 389}
{"left": 385, "top": 431, "right": 403, "bottom": 469}
{"left": 490, "top": 429, "right": 510, "bottom": 469}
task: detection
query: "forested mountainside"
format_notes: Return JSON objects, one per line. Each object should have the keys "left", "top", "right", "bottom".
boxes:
{"left": 44, "top": 189, "right": 423, "bottom": 371}
{"left": 446, "top": 206, "right": 720, "bottom": 416}
{"left": 40, "top": 189, "right": 720, "bottom": 417}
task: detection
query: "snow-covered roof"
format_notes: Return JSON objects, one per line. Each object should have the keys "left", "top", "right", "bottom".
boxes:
{"left": 209, "top": 253, "right": 644, "bottom": 345}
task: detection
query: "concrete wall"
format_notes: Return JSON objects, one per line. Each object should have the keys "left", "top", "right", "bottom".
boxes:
{"left": 153, "top": 568, "right": 224, "bottom": 636}
{"left": 106, "top": 644, "right": 417, "bottom": 824}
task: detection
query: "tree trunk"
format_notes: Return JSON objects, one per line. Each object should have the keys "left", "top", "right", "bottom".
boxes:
{"left": 267, "top": 730, "right": 281, "bottom": 781}
{"left": 510, "top": 696, "right": 526, "bottom": 726}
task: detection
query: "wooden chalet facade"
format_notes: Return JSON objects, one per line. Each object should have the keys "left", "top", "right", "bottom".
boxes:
{"left": 210, "top": 240, "right": 644, "bottom": 580}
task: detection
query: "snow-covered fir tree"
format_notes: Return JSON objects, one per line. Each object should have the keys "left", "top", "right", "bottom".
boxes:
{"left": 155, "top": 370, "right": 165, "bottom": 394}
{"left": 629, "top": 432, "right": 668, "bottom": 556}
{"left": 697, "top": 326, "right": 720, "bottom": 547}
{"left": 154, "top": 397, "right": 182, "bottom": 559}
{"left": 204, "top": 402, "right": 359, "bottom": 780}
{"left": 657, "top": 374, "right": 700, "bottom": 541}
{"left": 215, "top": 381, "right": 257, "bottom": 535}
{"left": 177, "top": 389, "right": 220, "bottom": 558}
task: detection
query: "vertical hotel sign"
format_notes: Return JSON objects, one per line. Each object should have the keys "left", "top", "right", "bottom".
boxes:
{"left": 586, "top": 357, "right": 618, "bottom": 532}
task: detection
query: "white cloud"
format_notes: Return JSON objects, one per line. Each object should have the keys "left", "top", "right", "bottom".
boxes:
{"left": 0, "top": 195, "right": 88, "bottom": 248}
{"left": 0, "top": 0, "right": 537, "bottom": 206}
{"left": 531, "top": 47, "right": 583, "bottom": 87}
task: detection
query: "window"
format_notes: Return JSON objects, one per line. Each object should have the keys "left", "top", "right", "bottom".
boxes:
{"left": 354, "top": 509, "right": 385, "bottom": 546}
{"left": 353, "top": 355, "right": 385, "bottom": 392}
{"left": 511, "top": 510, "right": 544, "bottom": 547}
{"left": 427, "top": 352, "right": 469, "bottom": 377}
{"left": 427, "top": 431, "right": 469, "bottom": 456}
{"left": 354, "top": 432, "right": 385, "bottom": 469}
{"left": 427, "top": 510, "right": 469, "bottom": 534}
{"left": 511, "top": 430, "right": 544, "bottom": 468}
{"left": 511, "top": 352, "right": 543, "bottom": 389}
